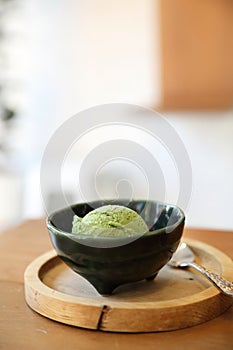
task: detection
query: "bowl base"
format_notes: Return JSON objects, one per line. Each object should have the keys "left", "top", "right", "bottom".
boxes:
{"left": 85, "top": 272, "right": 159, "bottom": 295}
{"left": 145, "top": 273, "right": 158, "bottom": 282}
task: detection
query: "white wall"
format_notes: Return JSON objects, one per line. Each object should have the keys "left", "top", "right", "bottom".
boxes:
{"left": 165, "top": 110, "right": 233, "bottom": 230}
{"left": 24, "top": 0, "right": 160, "bottom": 150}
{"left": 1, "top": 0, "right": 233, "bottom": 231}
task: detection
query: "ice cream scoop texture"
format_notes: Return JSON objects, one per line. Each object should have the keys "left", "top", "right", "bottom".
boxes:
{"left": 72, "top": 204, "right": 148, "bottom": 237}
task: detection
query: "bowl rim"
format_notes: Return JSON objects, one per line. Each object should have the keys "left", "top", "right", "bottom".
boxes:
{"left": 46, "top": 200, "right": 185, "bottom": 241}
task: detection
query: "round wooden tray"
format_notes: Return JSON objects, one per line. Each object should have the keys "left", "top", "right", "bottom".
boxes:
{"left": 24, "top": 239, "right": 233, "bottom": 333}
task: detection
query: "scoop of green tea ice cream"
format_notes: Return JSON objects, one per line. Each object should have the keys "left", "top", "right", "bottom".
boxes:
{"left": 72, "top": 205, "right": 148, "bottom": 237}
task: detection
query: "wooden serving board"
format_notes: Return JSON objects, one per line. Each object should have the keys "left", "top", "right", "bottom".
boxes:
{"left": 24, "top": 239, "right": 233, "bottom": 333}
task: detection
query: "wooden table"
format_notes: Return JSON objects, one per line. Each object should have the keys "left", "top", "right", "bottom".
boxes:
{"left": 0, "top": 220, "right": 232, "bottom": 350}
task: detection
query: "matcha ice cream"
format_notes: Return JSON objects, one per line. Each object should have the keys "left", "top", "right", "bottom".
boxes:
{"left": 72, "top": 205, "right": 148, "bottom": 237}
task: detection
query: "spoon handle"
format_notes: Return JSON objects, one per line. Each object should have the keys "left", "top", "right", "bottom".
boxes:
{"left": 186, "top": 262, "right": 233, "bottom": 296}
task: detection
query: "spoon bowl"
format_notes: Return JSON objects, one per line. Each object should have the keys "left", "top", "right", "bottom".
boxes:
{"left": 168, "top": 242, "right": 233, "bottom": 296}
{"left": 168, "top": 242, "right": 195, "bottom": 267}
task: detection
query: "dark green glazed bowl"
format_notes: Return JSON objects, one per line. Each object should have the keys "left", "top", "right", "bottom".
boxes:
{"left": 46, "top": 200, "right": 185, "bottom": 295}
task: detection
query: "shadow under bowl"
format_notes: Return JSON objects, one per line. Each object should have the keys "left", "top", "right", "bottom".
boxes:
{"left": 46, "top": 199, "right": 185, "bottom": 295}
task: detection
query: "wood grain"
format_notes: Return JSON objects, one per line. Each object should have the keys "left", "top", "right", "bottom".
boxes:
{"left": 160, "top": 0, "right": 233, "bottom": 109}
{"left": 24, "top": 239, "right": 233, "bottom": 333}
{"left": 1, "top": 220, "right": 233, "bottom": 349}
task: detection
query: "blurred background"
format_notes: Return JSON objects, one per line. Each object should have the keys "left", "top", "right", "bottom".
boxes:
{"left": 0, "top": 0, "right": 233, "bottom": 232}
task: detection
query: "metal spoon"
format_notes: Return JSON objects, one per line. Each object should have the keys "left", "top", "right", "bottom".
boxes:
{"left": 168, "top": 242, "right": 233, "bottom": 296}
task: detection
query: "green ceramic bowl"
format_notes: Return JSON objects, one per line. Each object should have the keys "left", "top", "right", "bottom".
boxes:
{"left": 46, "top": 200, "right": 185, "bottom": 295}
